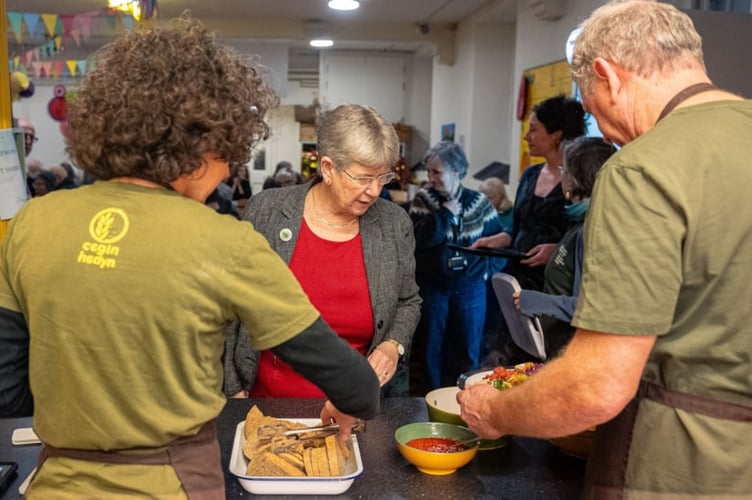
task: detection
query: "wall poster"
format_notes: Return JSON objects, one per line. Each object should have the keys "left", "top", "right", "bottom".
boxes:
{"left": 518, "top": 59, "right": 574, "bottom": 175}
{"left": 441, "top": 123, "right": 455, "bottom": 143}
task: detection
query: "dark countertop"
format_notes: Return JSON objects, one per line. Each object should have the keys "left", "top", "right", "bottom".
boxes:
{"left": 1, "top": 398, "right": 584, "bottom": 499}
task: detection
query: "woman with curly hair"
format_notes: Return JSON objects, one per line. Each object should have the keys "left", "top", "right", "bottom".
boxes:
{"left": 0, "top": 16, "right": 379, "bottom": 499}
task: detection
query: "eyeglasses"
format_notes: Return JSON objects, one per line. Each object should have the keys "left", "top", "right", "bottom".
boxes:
{"left": 341, "top": 168, "right": 395, "bottom": 187}
{"left": 24, "top": 134, "right": 38, "bottom": 143}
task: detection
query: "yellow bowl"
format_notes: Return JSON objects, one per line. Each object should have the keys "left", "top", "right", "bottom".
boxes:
{"left": 394, "top": 422, "right": 479, "bottom": 476}
{"left": 425, "top": 386, "right": 510, "bottom": 450}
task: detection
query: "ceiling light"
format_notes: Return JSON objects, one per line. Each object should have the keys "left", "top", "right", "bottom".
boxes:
{"left": 328, "top": 0, "right": 360, "bottom": 11}
{"left": 310, "top": 39, "right": 334, "bottom": 48}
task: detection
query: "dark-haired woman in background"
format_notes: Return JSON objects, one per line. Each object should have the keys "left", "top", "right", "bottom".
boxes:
{"left": 473, "top": 95, "right": 586, "bottom": 291}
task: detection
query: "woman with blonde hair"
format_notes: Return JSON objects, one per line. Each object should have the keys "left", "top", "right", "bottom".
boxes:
{"left": 478, "top": 177, "right": 513, "bottom": 229}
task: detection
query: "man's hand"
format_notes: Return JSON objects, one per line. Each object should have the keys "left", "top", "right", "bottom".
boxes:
{"left": 456, "top": 384, "right": 506, "bottom": 439}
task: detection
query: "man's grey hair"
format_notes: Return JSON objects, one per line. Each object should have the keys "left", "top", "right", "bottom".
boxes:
{"left": 571, "top": 0, "right": 705, "bottom": 93}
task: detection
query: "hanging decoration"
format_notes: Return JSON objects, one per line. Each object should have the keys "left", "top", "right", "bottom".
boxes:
{"left": 9, "top": 72, "right": 35, "bottom": 101}
{"left": 6, "top": 4, "right": 155, "bottom": 80}
{"left": 48, "top": 84, "right": 68, "bottom": 122}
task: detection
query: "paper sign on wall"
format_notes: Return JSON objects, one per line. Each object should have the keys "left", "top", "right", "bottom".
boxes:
{"left": 0, "top": 129, "right": 30, "bottom": 219}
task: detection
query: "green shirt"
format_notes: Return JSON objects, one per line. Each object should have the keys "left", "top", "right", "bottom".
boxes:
{"left": 1, "top": 181, "right": 320, "bottom": 497}
{"left": 573, "top": 100, "right": 752, "bottom": 496}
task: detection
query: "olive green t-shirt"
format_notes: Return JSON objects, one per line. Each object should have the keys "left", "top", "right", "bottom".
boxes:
{"left": 0, "top": 181, "right": 320, "bottom": 497}
{"left": 573, "top": 100, "right": 752, "bottom": 496}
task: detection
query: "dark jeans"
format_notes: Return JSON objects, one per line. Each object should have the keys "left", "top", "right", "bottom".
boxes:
{"left": 420, "top": 279, "right": 486, "bottom": 390}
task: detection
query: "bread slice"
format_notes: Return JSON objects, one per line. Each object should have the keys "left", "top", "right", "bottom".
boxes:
{"left": 303, "top": 447, "right": 315, "bottom": 476}
{"left": 266, "top": 452, "right": 306, "bottom": 477}
{"left": 324, "top": 435, "right": 342, "bottom": 476}
{"left": 312, "top": 446, "right": 330, "bottom": 477}
{"left": 246, "top": 452, "right": 306, "bottom": 477}
{"left": 278, "top": 451, "right": 305, "bottom": 472}
{"left": 243, "top": 405, "right": 265, "bottom": 439}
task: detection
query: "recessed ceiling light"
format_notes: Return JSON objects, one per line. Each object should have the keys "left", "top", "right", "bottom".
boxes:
{"left": 328, "top": 0, "right": 360, "bottom": 11}
{"left": 310, "top": 39, "right": 334, "bottom": 48}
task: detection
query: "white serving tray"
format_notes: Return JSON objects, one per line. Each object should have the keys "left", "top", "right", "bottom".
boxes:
{"left": 229, "top": 418, "right": 364, "bottom": 495}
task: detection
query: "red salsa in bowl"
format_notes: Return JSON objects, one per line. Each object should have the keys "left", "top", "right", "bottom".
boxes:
{"left": 406, "top": 437, "right": 469, "bottom": 453}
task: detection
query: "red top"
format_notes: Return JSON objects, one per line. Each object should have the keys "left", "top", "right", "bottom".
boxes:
{"left": 250, "top": 220, "right": 374, "bottom": 398}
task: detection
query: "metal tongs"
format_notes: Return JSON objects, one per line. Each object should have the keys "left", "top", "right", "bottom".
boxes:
{"left": 257, "top": 420, "right": 366, "bottom": 453}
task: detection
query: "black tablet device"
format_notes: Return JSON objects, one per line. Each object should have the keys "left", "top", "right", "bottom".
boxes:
{"left": 0, "top": 462, "right": 18, "bottom": 496}
{"left": 446, "top": 243, "right": 528, "bottom": 259}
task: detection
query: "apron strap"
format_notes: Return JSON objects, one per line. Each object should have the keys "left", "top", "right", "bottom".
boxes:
{"left": 642, "top": 381, "right": 752, "bottom": 421}
{"left": 582, "top": 380, "right": 752, "bottom": 499}
{"left": 37, "top": 420, "right": 224, "bottom": 500}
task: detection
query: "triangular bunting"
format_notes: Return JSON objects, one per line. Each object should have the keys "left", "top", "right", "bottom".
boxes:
{"left": 74, "top": 14, "right": 93, "bottom": 41}
{"left": 41, "top": 61, "right": 52, "bottom": 78}
{"left": 77, "top": 60, "right": 88, "bottom": 77}
{"left": 60, "top": 15, "right": 75, "bottom": 36}
{"left": 30, "top": 61, "right": 41, "bottom": 79}
{"left": 41, "top": 13, "right": 58, "bottom": 38}
{"left": 102, "top": 14, "right": 118, "bottom": 35}
{"left": 53, "top": 16, "right": 65, "bottom": 36}
{"left": 7, "top": 12, "right": 23, "bottom": 43}
{"left": 52, "top": 61, "right": 64, "bottom": 78}
{"left": 22, "top": 13, "right": 41, "bottom": 41}
{"left": 66, "top": 60, "right": 78, "bottom": 77}
{"left": 70, "top": 30, "right": 81, "bottom": 47}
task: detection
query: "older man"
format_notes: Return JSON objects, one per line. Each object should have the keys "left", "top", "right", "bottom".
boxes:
{"left": 457, "top": 1, "right": 751, "bottom": 498}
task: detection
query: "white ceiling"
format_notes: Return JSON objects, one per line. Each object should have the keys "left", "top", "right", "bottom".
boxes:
{"left": 8, "top": 0, "right": 517, "bottom": 86}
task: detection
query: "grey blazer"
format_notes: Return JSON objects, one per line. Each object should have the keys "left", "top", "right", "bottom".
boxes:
{"left": 223, "top": 181, "right": 421, "bottom": 395}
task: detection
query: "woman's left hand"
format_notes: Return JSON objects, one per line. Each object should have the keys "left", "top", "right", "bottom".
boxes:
{"left": 368, "top": 342, "right": 400, "bottom": 387}
{"left": 520, "top": 243, "right": 558, "bottom": 267}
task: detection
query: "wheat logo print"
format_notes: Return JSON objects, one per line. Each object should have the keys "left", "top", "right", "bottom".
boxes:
{"left": 89, "top": 208, "right": 129, "bottom": 244}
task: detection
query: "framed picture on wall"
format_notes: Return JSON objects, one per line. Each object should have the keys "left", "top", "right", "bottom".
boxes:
{"left": 441, "top": 123, "right": 455, "bottom": 142}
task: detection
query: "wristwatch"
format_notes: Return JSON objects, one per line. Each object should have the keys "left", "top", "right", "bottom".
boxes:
{"left": 385, "top": 339, "right": 405, "bottom": 357}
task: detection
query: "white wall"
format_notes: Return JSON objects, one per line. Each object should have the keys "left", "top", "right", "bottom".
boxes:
{"left": 429, "top": 12, "right": 517, "bottom": 191}
{"left": 467, "top": 23, "right": 515, "bottom": 190}
{"left": 430, "top": 22, "right": 475, "bottom": 157}
{"left": 403, "top": 55, "right": 433, "bottom": 166}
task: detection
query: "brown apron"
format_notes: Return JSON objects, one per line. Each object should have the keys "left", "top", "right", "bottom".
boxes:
{"left": 582, "top": 380, "right": 752, "bottom": 500}
{"left": 34, "top": 419, "right": 224, "bottom": 500}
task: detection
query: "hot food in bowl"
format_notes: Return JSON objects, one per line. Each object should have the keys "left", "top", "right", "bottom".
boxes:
{"left": 394, "top": 422, "right": 479, "bottom": 476}
{"left": 425, "top": 386, "right": 509, "bottom": 450}
{"left": 458, "top": 362, "right": 595, "bottom": 458}
{"left": 425, "top": 362, "right": 543, "bottom": 450}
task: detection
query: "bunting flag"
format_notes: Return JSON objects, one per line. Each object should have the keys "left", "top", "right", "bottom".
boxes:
{"left": 7, "top": 10, "right": 141, "bottom": 79}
